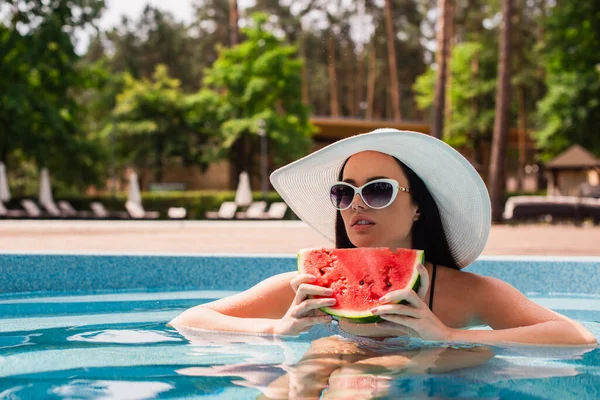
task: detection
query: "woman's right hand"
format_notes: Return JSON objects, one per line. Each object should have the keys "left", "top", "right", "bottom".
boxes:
{"left": 272, "top": 274, "right": 336, "bottom": 336}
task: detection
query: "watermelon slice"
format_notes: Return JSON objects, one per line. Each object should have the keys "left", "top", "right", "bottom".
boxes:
{"left": 297, "top": 248, "right": 423, "bottom": 324}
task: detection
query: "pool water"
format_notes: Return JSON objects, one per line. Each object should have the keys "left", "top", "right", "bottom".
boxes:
{"left": 1, "top": 289, "right": 599, "bottom": 399}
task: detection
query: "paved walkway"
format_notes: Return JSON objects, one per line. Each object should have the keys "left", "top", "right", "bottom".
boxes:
{"left": 0, "top": 220, "right": 599, "bottom": 256}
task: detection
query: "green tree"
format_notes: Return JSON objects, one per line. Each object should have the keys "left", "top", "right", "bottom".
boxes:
{"left": 536, "top": 1, "right": 600, "bottom": 161}
{"left": 0, "top": 0, "right": 107, "bottom": 191}
{"left": 105, "top": 6, "right": 203, "bottom": 91}
{"left": 113, "top": 65, "right": 220, "bottom": 187}
{"left": 414, "top": 41, "right": 497, "bottom": 163}
{"left": 202, "top": 13, "right": 315, "bottom": 184}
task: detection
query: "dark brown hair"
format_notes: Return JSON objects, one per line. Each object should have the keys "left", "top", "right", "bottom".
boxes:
{"left": 334, "top": 156, "right": 460, "bottom": 269}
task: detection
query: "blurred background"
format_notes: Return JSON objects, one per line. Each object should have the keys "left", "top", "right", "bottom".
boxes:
{"left": 0, "top": 0, "right": 599, "bottom": 225}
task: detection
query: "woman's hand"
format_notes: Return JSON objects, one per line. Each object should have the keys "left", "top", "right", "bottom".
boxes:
{"left": 272, "top": 274, "right": 335, "bottom": 336}
{"left": 371, "top": 264, "right": 453, "bottom": 341}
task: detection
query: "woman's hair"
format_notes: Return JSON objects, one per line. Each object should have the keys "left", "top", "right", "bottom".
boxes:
{"left": 335, "top": 156, "right": 460, "bottom": 270}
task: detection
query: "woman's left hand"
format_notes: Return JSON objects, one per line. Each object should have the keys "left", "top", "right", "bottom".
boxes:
{"left": 371, "top": 264, "right": 453, "bottom": 341}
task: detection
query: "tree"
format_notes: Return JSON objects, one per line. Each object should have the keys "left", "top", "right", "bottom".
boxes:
{"left": 202, "top": 13, "right": 315, "bottom": 185}
{"left": 536, "top": 1, "right": 600, "bottom": 161}
{"left": 384, "top": 0, "right": 402, "bottom": 120}
{"left": 229, "top": 0, "right": 240, "bottom": 45}
{"left": 112, "top": 65, "right": 220, "bottom": 187}
{"left": 0, "top": 0, "right": 107, "bottom": 190}
{"left": 414, "top": 41, "right": 498, "bottom": 163}
{"left": 105, "top": 6, "right": 203, "bottom": 91}
{"left": 488, "top": 0, "right": 514, "bottom": 223}
{"left": 431, "top": 0, "right": 453, "bottom": 138}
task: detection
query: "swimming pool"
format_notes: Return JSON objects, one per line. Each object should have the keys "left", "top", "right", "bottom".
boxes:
{"left": 1, "top": 253, "right": 599, "bottom": 399}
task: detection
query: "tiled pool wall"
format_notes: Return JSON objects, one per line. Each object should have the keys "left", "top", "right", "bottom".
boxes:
{"left": 0, "top": 253, "right": 599, "bottom": 296}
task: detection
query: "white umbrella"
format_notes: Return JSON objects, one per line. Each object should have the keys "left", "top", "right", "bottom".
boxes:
{"left": 128, "top": 172, "right": 142, "bottom": 206}
{"left": 0, "top": 162, "right": 10, "bottom": 202}
{"left": 234, "top": 171, "right": 253, "bottom": 207}
{"left": 39, "top": 168, "right": 54, "bottom": 207}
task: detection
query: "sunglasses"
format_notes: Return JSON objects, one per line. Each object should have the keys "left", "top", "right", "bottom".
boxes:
{"left": 329, "top": 178, "right": 411, "bottom": 210}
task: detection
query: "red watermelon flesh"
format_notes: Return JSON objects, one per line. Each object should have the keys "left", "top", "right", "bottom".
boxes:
{"left": 297, "top": 248, "right": 423, "bottom": 323}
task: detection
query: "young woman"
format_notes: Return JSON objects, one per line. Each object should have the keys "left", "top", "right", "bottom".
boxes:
{"left": 171, "top": 129, "right": 596, "bottom": 346}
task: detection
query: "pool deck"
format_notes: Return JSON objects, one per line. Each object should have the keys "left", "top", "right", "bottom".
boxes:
{"left": 0, "top": 220, "right": 598, "bottom": 256}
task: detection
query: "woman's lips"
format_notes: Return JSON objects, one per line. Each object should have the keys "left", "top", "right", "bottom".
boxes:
{"left": 351, "top": 220, "right": 376, "bottom": 232}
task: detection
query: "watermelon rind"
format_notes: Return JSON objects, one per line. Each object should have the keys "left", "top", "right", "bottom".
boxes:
{"left": 297, "top": 248, "right": 424, "bottom": 324}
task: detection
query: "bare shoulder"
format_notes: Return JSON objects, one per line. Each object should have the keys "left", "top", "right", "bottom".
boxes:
{"left": 435, "top": 266, "right": 561, "bottom": 329}
{"left": 434, "top": 265, "right": 517, "bottom": 300}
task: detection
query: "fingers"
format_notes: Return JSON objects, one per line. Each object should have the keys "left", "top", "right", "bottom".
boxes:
{"left": 293, "top": 283, "right": 333, "bottom": 306}
{"left": 380, "top": 287, "right": 425, "bottom": 308}
{"left": 290, "top": 273, "right": 317, "bottom": 292}
{"left": 371, "top": 303, "right": 422, "bottom": 318}
{"left": 291, "top": 298, "right": 336, "bottom": 318}
{"left": 416, "top": 263, "right": 430, "bottom": 300}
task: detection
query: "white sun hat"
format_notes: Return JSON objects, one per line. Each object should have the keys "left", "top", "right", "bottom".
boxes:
{"left": 270, "top": 128, "right": 491, "bottom": 268}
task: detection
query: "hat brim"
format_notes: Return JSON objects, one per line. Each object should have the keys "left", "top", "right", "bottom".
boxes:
{"left": 269, "top": 129, "right": 491, "bottom": 268}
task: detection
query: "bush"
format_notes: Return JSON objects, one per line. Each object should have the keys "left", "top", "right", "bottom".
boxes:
{"left": 56, "top": 191, "right": 291, "bottom": 220}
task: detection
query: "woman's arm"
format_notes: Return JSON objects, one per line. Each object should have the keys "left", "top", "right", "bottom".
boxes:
{"left": 169, "top": 271, "right": 335, "bottom": 335}
{"left": 169, "top": 272, "right": 297, "bottom": 333}
{"left": 451, "top": 275, "right": 597, "bottom": 346}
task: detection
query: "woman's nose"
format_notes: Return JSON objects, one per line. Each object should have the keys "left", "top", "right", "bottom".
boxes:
{"left": 350, "top": 193, "right": 367, "bottom": 210}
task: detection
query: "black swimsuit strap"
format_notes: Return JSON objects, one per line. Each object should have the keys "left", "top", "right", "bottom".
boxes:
{"left": 429, "top": 264, "right": 437, "bottom": 311}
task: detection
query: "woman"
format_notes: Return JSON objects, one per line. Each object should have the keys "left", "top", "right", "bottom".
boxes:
{"left": 171, "top": 129, "right": 596, "bottom": 346}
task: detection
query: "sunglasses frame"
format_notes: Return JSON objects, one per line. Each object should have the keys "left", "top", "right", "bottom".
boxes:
{"left": 329, "top": 178, "right": 411, "bottom": 210}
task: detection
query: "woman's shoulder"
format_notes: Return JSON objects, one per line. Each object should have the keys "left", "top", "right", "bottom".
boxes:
{"left": 433, "top": 263, "right": 519, "bottom": 301}
{"left": 428, "top": 263, "right": 512, "bottom": 300}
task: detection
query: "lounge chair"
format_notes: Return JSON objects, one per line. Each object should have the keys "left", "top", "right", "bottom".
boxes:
{"left": 21, "top": 199, "right": 47, "bottom": 218}
{"left": 167, "top": 207, "right": 187, "bottom": 219}
{"left": 0, "top": 202, "right": 27, "bottom": 219}
{"left": 90, "top": 202, "right": 129, "bottom": 219}
{"left": 580, "top": 197, "right": 600, "bottom": 224}
{"left": 57, "top": 200, "right": 93, "bottom": 219}
{"left": 125, "top": 200, "right": 160, "bottom": 219}
{"left": 205, "top": 201, "right": 238, "bottom": 220}
{"left": 503, "top": 196, "right": 580, "bottom": 223}
{"left": 263, "top": 202, "right": 288, "bottom": 219}
{"left": 235, "top": 201, "right": 267, "bottom": 219}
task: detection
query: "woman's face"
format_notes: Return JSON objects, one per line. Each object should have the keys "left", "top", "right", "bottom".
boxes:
{"left": 340, "top": 151, "right": 419, "bottom": 249}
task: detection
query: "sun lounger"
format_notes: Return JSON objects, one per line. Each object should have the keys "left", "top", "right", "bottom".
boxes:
{"left": 0, "top": 202, "right": 27, "bottom": 219}
{"left": 90, "top": 202, "right": 129, "bottom": 219}
{"left": 504, "top": 196, "right": 582, "bottom": 223}
{"left": 580, "top": 197, "right": 600, "bottom": 224}
{"left": 125, "top": 201, "right": 160, "bottom": 219}
{"left": 235, "top": 201, "right": 267, "bottom": 219}
{"left": 205, "top": 201, "right": 238, "bottom": 220}
{"left": 21, "top": 199, "right": 47, "bottom": 218}
{"left": 167, "top": 207, "right": 187, "bottom": 219}
{"left": 58, "top": 201, "right": 93, "bottom": 219}
{"left": 263, "top": 202, "right": 288, "bottom": 219}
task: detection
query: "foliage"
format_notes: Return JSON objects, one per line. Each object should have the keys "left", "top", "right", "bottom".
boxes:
{"left": 0, "top": 0, "right": 107, "bottom": 189}
{"left": 55, "top": 190, "right": 289, "bottom": 220}
{"left": 536, "top": 1, "right": 600, "bottom": 161}
{"left": 414, "top": 41, "right": 497, "bottom": 151}
{"left": 112, "top": 65, "right": 221, "bottom": 183}
{"left": 202, "top": 12, "right": 315, "bottom": 169}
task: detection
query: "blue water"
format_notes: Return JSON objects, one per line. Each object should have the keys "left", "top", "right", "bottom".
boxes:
{"left": 0, "top": 290, "right": 599, "bottom": 399}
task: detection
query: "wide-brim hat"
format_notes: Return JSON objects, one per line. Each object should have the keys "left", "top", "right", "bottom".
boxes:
{"left": 270, "top": 128, "right": 491, "bottom": 268}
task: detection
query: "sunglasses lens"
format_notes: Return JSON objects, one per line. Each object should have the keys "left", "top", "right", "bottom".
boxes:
{"left": 362, "top": 181, "right": 394, "bottom": 208}
{"left": 330, "top": 184, "right": 355, "bottom": 209}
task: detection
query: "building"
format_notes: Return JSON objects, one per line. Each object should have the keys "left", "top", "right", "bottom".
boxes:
{"left": 545, "top": 145, "right": 600, "bottom": 196}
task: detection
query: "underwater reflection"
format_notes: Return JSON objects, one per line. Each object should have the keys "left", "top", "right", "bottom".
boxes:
{"left": 176, "top": 329, "right": 494, "bottom": 400}
{"left": 256, "top": 336, "right": 494, "bottom": 399}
